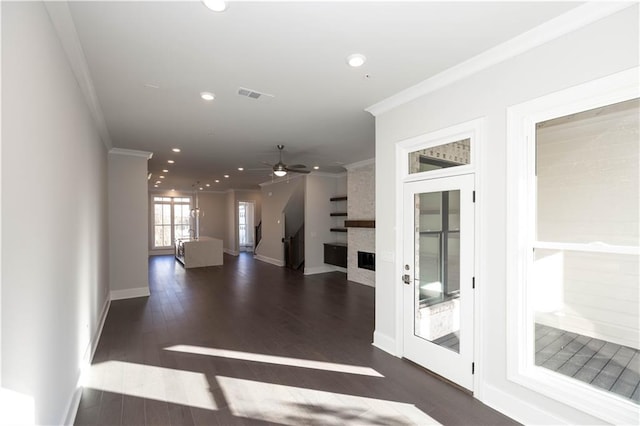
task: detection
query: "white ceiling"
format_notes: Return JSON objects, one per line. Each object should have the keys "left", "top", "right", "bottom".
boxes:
{"left": 67, "top": 1, "right": 579, "bottom": 192}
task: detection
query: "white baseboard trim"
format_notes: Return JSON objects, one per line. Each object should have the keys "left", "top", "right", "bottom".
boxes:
{"left": 304, "top": 265, "right": 345, "bottom": 275}
{"left": 254, "top": 254, "right": 284, "bottom": 267}
{"left": 224, "top": 248, "right": 239, "bottom": 256}
{"left": 110, "top": 286, "right": 150, "bottom": 301}
{"left": 62, "top": 297, "right": 111, "bottom": 425}
{"left": 149, "top": 249, "right": 173, "bottom": 256}
{"left": 62, "top": 387, "right": 81, "bottom": 426}
{"left": 482, "top": 383, "right": 572, "bottom": 425}
{"left": 372, "top": 330, "right": 398, "bottom": 356}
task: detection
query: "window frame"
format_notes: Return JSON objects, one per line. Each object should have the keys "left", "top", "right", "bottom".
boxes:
{"left": 151, "top": 195, "right": 193, "bottom": 249}
{"left": 506, "top": 67, "right": 639, "bottom": 425}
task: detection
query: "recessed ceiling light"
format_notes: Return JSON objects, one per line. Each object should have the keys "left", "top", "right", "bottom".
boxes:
{"left": 199, "top": 187, "right": 203, "bottom": 190}
{"left": 313, "top": 166, "right": 320, "bottom": 170}
{"left": 200, "top": 91, "right": 215, "bottom": 101}
{"left": 162, "top": 169, "right": 169, "bottom": 173}
{"left": 154, "top": 184, "right": 158, "bottom": 188}
{"left": 238, "top": 167, "right": 244, "bottom": 171}
{"left": 155, "top": 181, "right": 161, "bottom": 184}
{"left": 159, "top": 175, "right": 165, "bottom": 179}
{"left": 167, "top": 160, "right": 175, "bottom": 164}
{"left": 171, "top": 188, "right": 175, "bottom": 192}
{"left": 346, "top": 53, "right": 366, "bottom": 68}
{"left": 206, "top": 183, "right": 211, "bottom": 187}
{"left": 202, "top": 0, "right": 227, "bottom": 12}
{"left": 215, "top": 179, "right": 220, "bottom": 183}
{"left": 172, "top": 148, "right": 181, "bottom": 153}
{"left": 224, "top": 174, "right": 229, "bottom": 178}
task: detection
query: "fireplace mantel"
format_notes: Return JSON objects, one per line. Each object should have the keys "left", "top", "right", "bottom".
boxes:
{"left": 344, "top": 220, "right": 375, "bottom": 228}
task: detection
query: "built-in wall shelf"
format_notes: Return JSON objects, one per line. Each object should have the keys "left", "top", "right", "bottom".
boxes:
{"left": 345, "top": 220, "right": 375, "bottom": 228}
{"left": 330, "top": 196, "right": 348, "bottom": 234}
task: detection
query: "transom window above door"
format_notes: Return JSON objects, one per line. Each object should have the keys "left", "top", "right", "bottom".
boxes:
{"left": 408, "top": 138, "right": 471, "bottom": 174}
{"left": 398, "top": 118, "right": 482, "bottom": 181}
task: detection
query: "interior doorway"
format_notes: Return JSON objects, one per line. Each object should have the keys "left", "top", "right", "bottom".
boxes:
{"left": 239, "top": 201, "right": 255, "bottom": 252}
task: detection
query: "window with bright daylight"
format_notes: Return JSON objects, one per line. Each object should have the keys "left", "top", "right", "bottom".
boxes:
{"left": 532, "top": 98, "right": 639, "bottom": 404}
{"left": 153, "top": 196, "right": 192, "bottom": 249}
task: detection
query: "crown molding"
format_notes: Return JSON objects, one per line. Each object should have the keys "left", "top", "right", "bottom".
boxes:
{"left": 345, "top": 158, "right": 375, "bottom": 170}
{"left": 365, "top": 2, "right": 636, "bottom": 117}
{"left": 109, "top": 148, "right": 153, "bottom": 159}
{"left": 44, "top": 1, "right": 114, "bottom": 151}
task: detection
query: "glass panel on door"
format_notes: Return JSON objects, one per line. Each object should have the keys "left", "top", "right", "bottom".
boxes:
{"left": 414, "top": 190, "right": 461, "bottom": 353}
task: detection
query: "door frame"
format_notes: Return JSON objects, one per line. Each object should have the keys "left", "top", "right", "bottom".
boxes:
{"left": 394, "top": 118, "right": 485, "bottom": 397}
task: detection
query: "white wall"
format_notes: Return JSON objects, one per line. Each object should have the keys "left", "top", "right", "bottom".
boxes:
{"left": 197, "top": 191, "right": 228, "bottom": 241}
{"left": 304, "top": 174, "right": 343, "bottom": 274}
{"left": 374, "top": 5, "right": 638, "bottom": 425}
{"left": 347, "top": 161, "right": 375, "bottom": 286}
{"left": 256, "top": 176, "right": 305, "bottom": 266}
{"left": 108, "top": 150, "right": 150, "bottom": 300}
{"left": 1, "top": 2, "right": 109, "bottom": 424}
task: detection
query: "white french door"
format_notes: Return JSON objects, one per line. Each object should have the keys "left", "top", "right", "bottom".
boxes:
{"left": 403, "top": 173, "right": 475, "bottom": 390}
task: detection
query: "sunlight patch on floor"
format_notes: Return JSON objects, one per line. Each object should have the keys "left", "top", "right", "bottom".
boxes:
{"left": 85, "top": 361, "right": 216, "bottom": 410}
{"left": 165, "top": 345, "right": 384, "bottom": 377}
{"left": 0, "top": 388, "right": 35, "bottom": 425}
{"left": 216, "top": 375, "right": 440, "bottom": 425}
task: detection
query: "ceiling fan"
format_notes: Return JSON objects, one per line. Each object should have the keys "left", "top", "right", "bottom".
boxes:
{"left": 266, "top": 145, "right": 310, "bottom": 177}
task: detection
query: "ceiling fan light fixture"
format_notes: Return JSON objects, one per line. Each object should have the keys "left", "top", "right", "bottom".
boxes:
{"left": 273, "top": 161, "right": 288, "bottom": 177}
{"left": 202, "top": 0, "right": 227, "bottom": 12}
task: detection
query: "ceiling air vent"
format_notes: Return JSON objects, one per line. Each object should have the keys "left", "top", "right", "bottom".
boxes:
{"left": 237, "top": 87, "right": 274, "bottom": 100}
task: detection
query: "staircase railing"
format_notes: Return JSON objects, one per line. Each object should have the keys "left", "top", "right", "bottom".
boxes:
{"left": 285, "top": 224, "right": 305, "bottom": 270}
{"left": 255, "top": 221, "right": 262, "bottom": 247}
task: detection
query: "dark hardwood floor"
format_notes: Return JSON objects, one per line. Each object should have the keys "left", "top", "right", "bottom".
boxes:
{"left": 75, "top": 253, "right": 516, "bottom": 425}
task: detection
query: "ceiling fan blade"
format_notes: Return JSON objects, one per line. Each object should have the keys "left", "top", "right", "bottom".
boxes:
{"left": 287, "top": 164, "right": 307, "bottom": 169}
{"left": 286, "top": 167, "right": 310, "bottom": 174}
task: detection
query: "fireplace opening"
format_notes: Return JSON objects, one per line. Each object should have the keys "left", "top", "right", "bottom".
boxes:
{"left": 357, "top": 251, "right": 375, "bottom": 271}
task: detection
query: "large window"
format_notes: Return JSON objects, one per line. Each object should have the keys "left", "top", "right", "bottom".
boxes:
{"left": 533, "top": 98, "right": 639, "bottom": 398}
{"left": 507, "top": 68, "right": 639, "bottom": 425}
{"left": 152, "top": 196, "right": 192, "bottom": 249}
